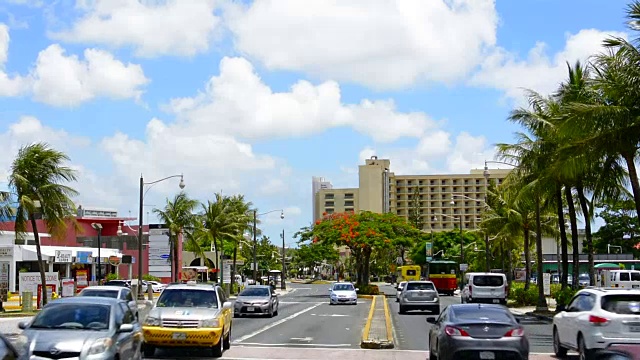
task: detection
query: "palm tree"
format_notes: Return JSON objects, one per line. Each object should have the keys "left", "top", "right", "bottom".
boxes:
{"left": 9, "top": 143, "right": 78, "bottom": 306}
{"left": 153, "top": 192, "right": 199, "bottom": 282}
{"left": 225, "top": 195, "right": 252, "bottom": 292}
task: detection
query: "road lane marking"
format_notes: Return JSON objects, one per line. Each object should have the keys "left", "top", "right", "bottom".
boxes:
{"left": 382, "top": 296, "right": 393, "bottom": 343}
{"left": 223, "top": 346, "right": 557, "bottom": 354}
{"left": 279, "top": 301, "right": 324, "bottom": 304}
{"left": 234, "top": 343, "right": 352, "bottom": 347}
{"left": 232, "top": 302, "right": 322, "bottom": 343}
{"left": 361, "top": 295, "right": 376, "bottom": 342}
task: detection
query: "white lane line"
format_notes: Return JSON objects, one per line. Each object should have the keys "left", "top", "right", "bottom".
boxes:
{"left": 234, "top": 343, "right": 352, "bottom": 347}
{"left": 279, "top": 301, "right": 324, "bottom": 304}
{"left": 225, "top": 346, "right": 556, "bottom": 355}
{"left": 232, "top": 303, "right": 322, "bottom": 343}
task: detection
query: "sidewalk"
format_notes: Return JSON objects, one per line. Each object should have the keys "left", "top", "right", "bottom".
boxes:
{"left": 361, "top": 295, "right": 393, "bottom": 349}
{"left": 509, "top": 297, "right": 557, "bottom": 320}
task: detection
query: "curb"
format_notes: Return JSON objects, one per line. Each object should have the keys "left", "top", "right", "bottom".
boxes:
{"left": 360, "top": 295, "right": 376, "bottom": 348}
{"left": 359, "top": 295, "right": 395, "bottom": 350}
{"left": 382, "top": 295, "right": 394, "bottom": 348}
{"left": 525, "top": 311, "right": 554, "bottom": 322}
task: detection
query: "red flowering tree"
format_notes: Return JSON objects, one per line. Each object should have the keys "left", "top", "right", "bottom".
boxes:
{"left": 296, "top": 211, "right": 421, "bottom": 285}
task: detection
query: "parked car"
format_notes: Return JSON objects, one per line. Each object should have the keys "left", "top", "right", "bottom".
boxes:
{"left": 398, "top": 281, "right": 439, "bottom": 314}
{"left": 103, "top": 279, "right": 129, "bottom": 287}
{"left": 142, "top": 282, "right": 233, "bottom": 358}
{"left": 146, "top": 281, "right": 166, "bottom": 293}
{"left": 329, "top": 282, "right": 358, "bottom": 305}
{"left": 78, "top": 285, "right": 139, "bottom": 319}
{"left": 427, "top": 303, "right": 528, "bottom": 360}
{"left": 17, "top": 297, "right": 143, "bottom": 360}
{"left": 234, "top": 285, "right": 279, "bottom": 317}
{"left": 553, "top": 288, "right": 640, "bottom": 359}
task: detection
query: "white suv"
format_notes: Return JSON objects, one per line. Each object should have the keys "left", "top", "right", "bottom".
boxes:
{"left": 553, "top": 288, "right": 640, "bottom": 359}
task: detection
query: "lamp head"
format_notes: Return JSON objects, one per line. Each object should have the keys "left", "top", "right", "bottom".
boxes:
{"left": 91, "top": 223, "right": 103, "bottom": 230}
{"left": 280, "top": 210, "right": 284, "bottom": 220}
{"left": 179, "top": 175, "right": 185, "bottom": 189}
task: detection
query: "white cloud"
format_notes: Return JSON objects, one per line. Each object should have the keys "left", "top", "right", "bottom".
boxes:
{"left": 51, "top": 0, "right": 222, "bottom": 57}
{"left": 0, "top": 23, "right": 149, "bottom": 106}
{"left": 167, "top": 56, "right": 435, "bottom": 142}
{"left": 31, "top": 44, "right": 149, "bottom": 107}
{"left": 470, "top": 29, "right": 628, "bottom": 102}
{"left": 226, "top": 0, "right": 498, "bottom": 89}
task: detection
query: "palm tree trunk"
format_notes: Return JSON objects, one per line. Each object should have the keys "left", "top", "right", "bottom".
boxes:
{"left": 535, "top": 196, "right": 548, "bottom": 311}
{"left": 213, "top": 238, "right": 219, "bottom": 283}
{"left": 169, "top": 236, "right": 174, "bottom": 282}
{"left": 623, "top": 153, "right": 640, "bottom": 227}
{"left": 565, "top": 187, "right": 580, "bottom": 289}
{"left": 523, "top": 228, "right": 531, "bottom": 290}
{"left": 576, "top": 183, "right": 595, "bottom": 286}
{"left": 31, "top": 214, "right": 47, "bottom": 307}
{"left": 231, "top": 245, "right": 238, "bottom": 294}
{"left": 556, "top": 185, "right": 569, "bottom": 289}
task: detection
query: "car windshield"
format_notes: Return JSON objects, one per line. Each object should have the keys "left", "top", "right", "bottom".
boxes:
{"left": 472, "top": 275, "right": 504, "bottom": 286}
{"left": 406, "top": 282, "right": 435, "bottom": 291}
{"left": 601, "top": 295, "right": 640, "bottom": 314}
{"left": 80, "top": 290, "right": 118, "bottom": 298}
{"left": 30, "top": 303, "right": 110, "bottom": 330}
{"left": 240, "top": 287, "right": 270, "bottom": 296}
{"left": 452, "top": 307, "right": 513, "bottom": 322}
{"left": 156, "top": 289, "right": 218, "bottom": 308}
{"left": 579, "top": 274, "right": 590, "bottom": 280}
{"left": 333, "top": 284, "right": 354, "bottom": 291}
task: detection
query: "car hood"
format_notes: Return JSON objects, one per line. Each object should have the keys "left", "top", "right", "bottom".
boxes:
{"left": 148, "top": 306, "right": 222, "bottom": 319}
{"left": 331, "top": 290, "right": 357, "bottom": 296}
{"left": 21, "top": 328, "right": 111, "bottom": 355}
{"left": 236, "top": 296, "right": 271, "bottom": 304}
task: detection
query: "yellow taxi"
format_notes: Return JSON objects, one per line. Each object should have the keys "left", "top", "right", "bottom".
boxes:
{"left": 142, "top": 282, "right": 233, "bottom": 358}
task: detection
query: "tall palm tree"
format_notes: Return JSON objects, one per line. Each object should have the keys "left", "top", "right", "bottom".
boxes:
{"left": 9, "top": 143, "right": 78, "bottom": 306}
{"left": 153, "top": 192, "right": 199, "bottom": 282}
{"left": 225, "top": 195, "right": 252, "bottom": 291}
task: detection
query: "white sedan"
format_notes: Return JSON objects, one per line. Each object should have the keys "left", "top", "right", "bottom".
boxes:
{"left": 329, "top": 282, "right": 358, "bottom": 305}
{"left": 146, "top": 281, "right": 166, "bottom": 293}
{"left": 396, "top": 281, "right": 407, "bottom": 302}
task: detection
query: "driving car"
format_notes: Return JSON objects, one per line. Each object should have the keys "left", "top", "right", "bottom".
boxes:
{"left": 427, "top": 303, "right": 529, "bottom": 360}
{"left": 17, "top": 297, "right": 143, "bottom": 360}
{"left": 553, "top": 288, "right": 640, "bottom": 359}
{"left": 142, "top": 282, "right": 233, "bottom": 358}
{"left": 398, "top": 280, "right": 439, "bottom": 314}
{"left": 78, "top": 285, "right": 139, "bottom": 319}
{"left": 396, "top": 281, "right": 407, "bottom": 302}
{"left": 234, "top": 285, "right": 279, "bottom": 317}
{"left": 329, "top": 282, "right": 358, "bottom": 305}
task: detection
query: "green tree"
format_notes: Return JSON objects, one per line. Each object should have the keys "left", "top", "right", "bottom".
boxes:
{"left": 153, "top": 192, "right": 199, "bottom": 282}
{"left": 408, "top": 187, "right": 424, "bottom": 230}
{"left": 9, "top": 143, "right": 79, "bottom": 306}
{"left": 592, "top": 200, "right": 640, "bottom": 257}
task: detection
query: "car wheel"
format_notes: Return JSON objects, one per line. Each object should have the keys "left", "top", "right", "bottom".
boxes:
{"left": 399, "top": 305, "right": 406, "bottom": 314}
{"left": 268, "top": 306, "right": 274, "bottom": 318}
{"left": 578, "top": 334, "right": 593, "bottom": 360}
{"left": 223, "top": 327, "right": 231, "bottom": 350}
{"left": 143, "top": 344, "right": 155, "bottom": 358}
{"left": 274, "top": 306, "right": 279, "bottom": 316}
{"left": 553, "top": 327, "right": 567, "bottom": 358}
{"left": 211, "top": 335, "right": 224, "bottom": 357}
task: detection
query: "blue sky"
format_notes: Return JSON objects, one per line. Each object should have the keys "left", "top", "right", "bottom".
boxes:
{"left": 0, "top": 0, "right": 630, "bottom": 245}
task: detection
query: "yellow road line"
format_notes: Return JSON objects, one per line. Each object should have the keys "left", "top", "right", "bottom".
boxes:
{"left": 361, "top": 295, "right": 377, "bottom": 342}
{"left": 382, "top": 295, "right": 393, "bottom": 343}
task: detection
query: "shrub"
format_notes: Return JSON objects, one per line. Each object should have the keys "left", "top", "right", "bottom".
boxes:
{"left": 553, "top": 287, "right": 578, "bottom": 309}
{"left": 142, "top": 274, "right": 161, "bottom": 282}
{"left": 105, "top": 273, "right": 120, "bottom": 281}
{"left": 508, "top": 282, "right": 537, "bottom": 306}
{"left": 356, "top": 284, "right": 379, "bottom": 295}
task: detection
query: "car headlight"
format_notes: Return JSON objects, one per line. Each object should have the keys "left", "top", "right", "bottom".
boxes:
{"left": 200, "top": 318, "right": 221, "bottom": 328}
{"left": 144, "top": 317, "right": 161, "bottom": 326}
{"left": 87, "top": 338, "right": 113, "bottom": 355}
{"left": 257, "top": 302, "right": 269, "bottom": 305}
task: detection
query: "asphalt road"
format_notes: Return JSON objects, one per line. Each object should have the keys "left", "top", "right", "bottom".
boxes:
{"left": 379, "top": 282, "right": 555, "bottom": 354}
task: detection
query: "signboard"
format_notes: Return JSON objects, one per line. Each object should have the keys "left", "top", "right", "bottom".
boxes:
{"left": 61, "top": 279, "right": 75, "bottom": 297}
{"left": 55, "top": 250, "right": 72, "bottom": 263}
{"left": 426, "top": 256, "right": 433, "bottom": 262}
{"left": 19, "top": 272, "right": 59, "bottom": 294}
{"left": 223, "top": 263, "right": 231, "bottom": 284}
{"left": 459, "top": 263, "right": 468, "bottom": 272}
{"left": 425, "top": 242, "right": 432, "bottom": 257}
{"left": 0, "top": 262, "right": 8, "bottom": 301}
{"left": 37, "top": 284, "right": 56, "bottom": 309}
{"left": 76, "top": 251, "right": 93, "bottom": 264}
{"left": 108, "top": 256, "right": 121, "bottom": 266}
{"left": 543, "top": 273, "right": 551, "bottom": 296}
{"left": 75, "top": 269, "right": 88, "bottom": 290}
{"left": 0, "top": 247, "right": 13, "bottom": 257}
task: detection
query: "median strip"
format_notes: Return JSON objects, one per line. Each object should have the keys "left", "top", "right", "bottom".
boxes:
{"left": 360, "top": 295, "right": 394, "bottom": 349}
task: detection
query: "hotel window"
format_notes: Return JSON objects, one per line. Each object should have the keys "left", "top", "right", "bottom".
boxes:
{"left": 345, "top": 193, "right": 354, "bottom": 199}
{"left": 325, "top": 201, "right": 334, "bottom": 207}
{"left": 344, "top": 200, "right": 354, "bottom": 207}
{"left": 325, "top": 193, "right": 334, "bottom": 199}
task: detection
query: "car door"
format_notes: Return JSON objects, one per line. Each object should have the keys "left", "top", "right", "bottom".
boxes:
{"left": 555, "top": 294, "right": 581, "bottom": 344}
{"left": 430, "top": 309, "right": 448, "bottom": 356}
{"left": 114, "top": 303, "right": 135, "bottom": 359}
{"left": 558, "top": 294, "right": 594, "bottom": 348}
{"left": 216, "top": 288, "right": 232, "bottom": 332}
{"left": 271, "top": 288, "right": 279, "bottom": 311}
{"left": 121, "top": 289, "right": 138, "bottom": 317}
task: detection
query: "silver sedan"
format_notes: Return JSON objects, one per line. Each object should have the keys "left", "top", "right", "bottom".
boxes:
{"left": 234, "top": 285, "right": 279, "bottom": 317}
{"left": 427, "top": 304, "right": 529, "bottom": 360}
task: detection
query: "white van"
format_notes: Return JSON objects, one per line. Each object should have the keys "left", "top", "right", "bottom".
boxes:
{"left": 607, "top": 270, "right": 640, "bottom": 289}
{"left": 461, "top": 272, "right": 508, "bottom": 305}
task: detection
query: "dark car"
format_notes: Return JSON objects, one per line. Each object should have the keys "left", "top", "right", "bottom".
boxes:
{"left": 0, "top": 333, "right": 20, "bottom": 359}
{"left": 427, "top": 304, "right": 529, "bottom": 360}
{"left": 597, "top": 344, "right": 640, "bottom": 360}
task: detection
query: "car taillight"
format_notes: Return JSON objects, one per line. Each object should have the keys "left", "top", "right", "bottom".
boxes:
{"left": 504, "top": 327, "right": 525, "bottom": 337}
{"left": 589, "top": 315, "right": 609, "bottom": 325}
{"left": 505, "top": 285, "right": 509, "bottom": 295}
{"left": 444, "top": 326, "right": 469, "bottom": 337}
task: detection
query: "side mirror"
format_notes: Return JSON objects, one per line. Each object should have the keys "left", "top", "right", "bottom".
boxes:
{"left": 355, "top": 288, "right": 359, "bottom": 292}
{"left": 515, "top": 318, "right": 521, "bottom": 323}
{"left": 328, "top": 288, "right": 332, "bottom": 292}
{"left": 17, "top": 321, "right": 29, "bottom": 330}
{"left": 426, "top": 317, "right": 436, "bottom": 324}
{"left": 397, "top": 286, "right": 402, "bottom": 291}
{"left": 118, "top": 324, "right": 134, "bottom": 333}
{"left": 223, "top": 301, "right": 233, "bottom": 309}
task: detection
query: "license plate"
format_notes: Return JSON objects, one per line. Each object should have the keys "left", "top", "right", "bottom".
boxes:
{"left": 633, "top": 285, "right": 639, "bottom": 288}
{"left": 172, "top": 332, "right": 186, "bottom": 340}
{"left": 247, "top": 306, "right": 254, "bottom": 312}
{"left": 492, "top": 299, "right": 499, "bottom": 303}
{"left": 629, "top": 325, "right": 640, "bottom": 332}
{"left": 479, "top": 351, "right": 495, "bottom": 360}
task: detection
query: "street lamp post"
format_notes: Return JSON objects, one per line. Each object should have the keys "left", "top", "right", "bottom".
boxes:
{"left": 252, "top": 209, "right": 284, "bottom": 283}
{"left": 451, "top": 193, "right": 491, "bottom": 272}
{"left": 91, "top": 223, "right": 103, "bottom": 282}
{"left": 137, "top": 174, "right": 185, "bottom": 299}
{"left": 281, "top": 229, "right": 286, "bottom": 290}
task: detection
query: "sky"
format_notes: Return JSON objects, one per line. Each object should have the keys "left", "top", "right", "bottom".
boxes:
{"left": 0, "top": 0, "right": 631, "bottom": 246}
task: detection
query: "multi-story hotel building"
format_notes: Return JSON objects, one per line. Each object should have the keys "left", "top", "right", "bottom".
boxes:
{"left": 313, "top": 156, "right": 511, "bottom": 231}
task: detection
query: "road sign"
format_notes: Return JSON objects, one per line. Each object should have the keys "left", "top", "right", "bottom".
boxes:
{"left": 460, "top": 263, "right": 468, "bottom": 272}
{"left": 160, "top": 254, "right": 170, "bottom": 259}
{"left": 425, "top": 242, "right": 433, "bottom": 257}
{"left": 426, "top": 256, "right": 433, "bottom": 262}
